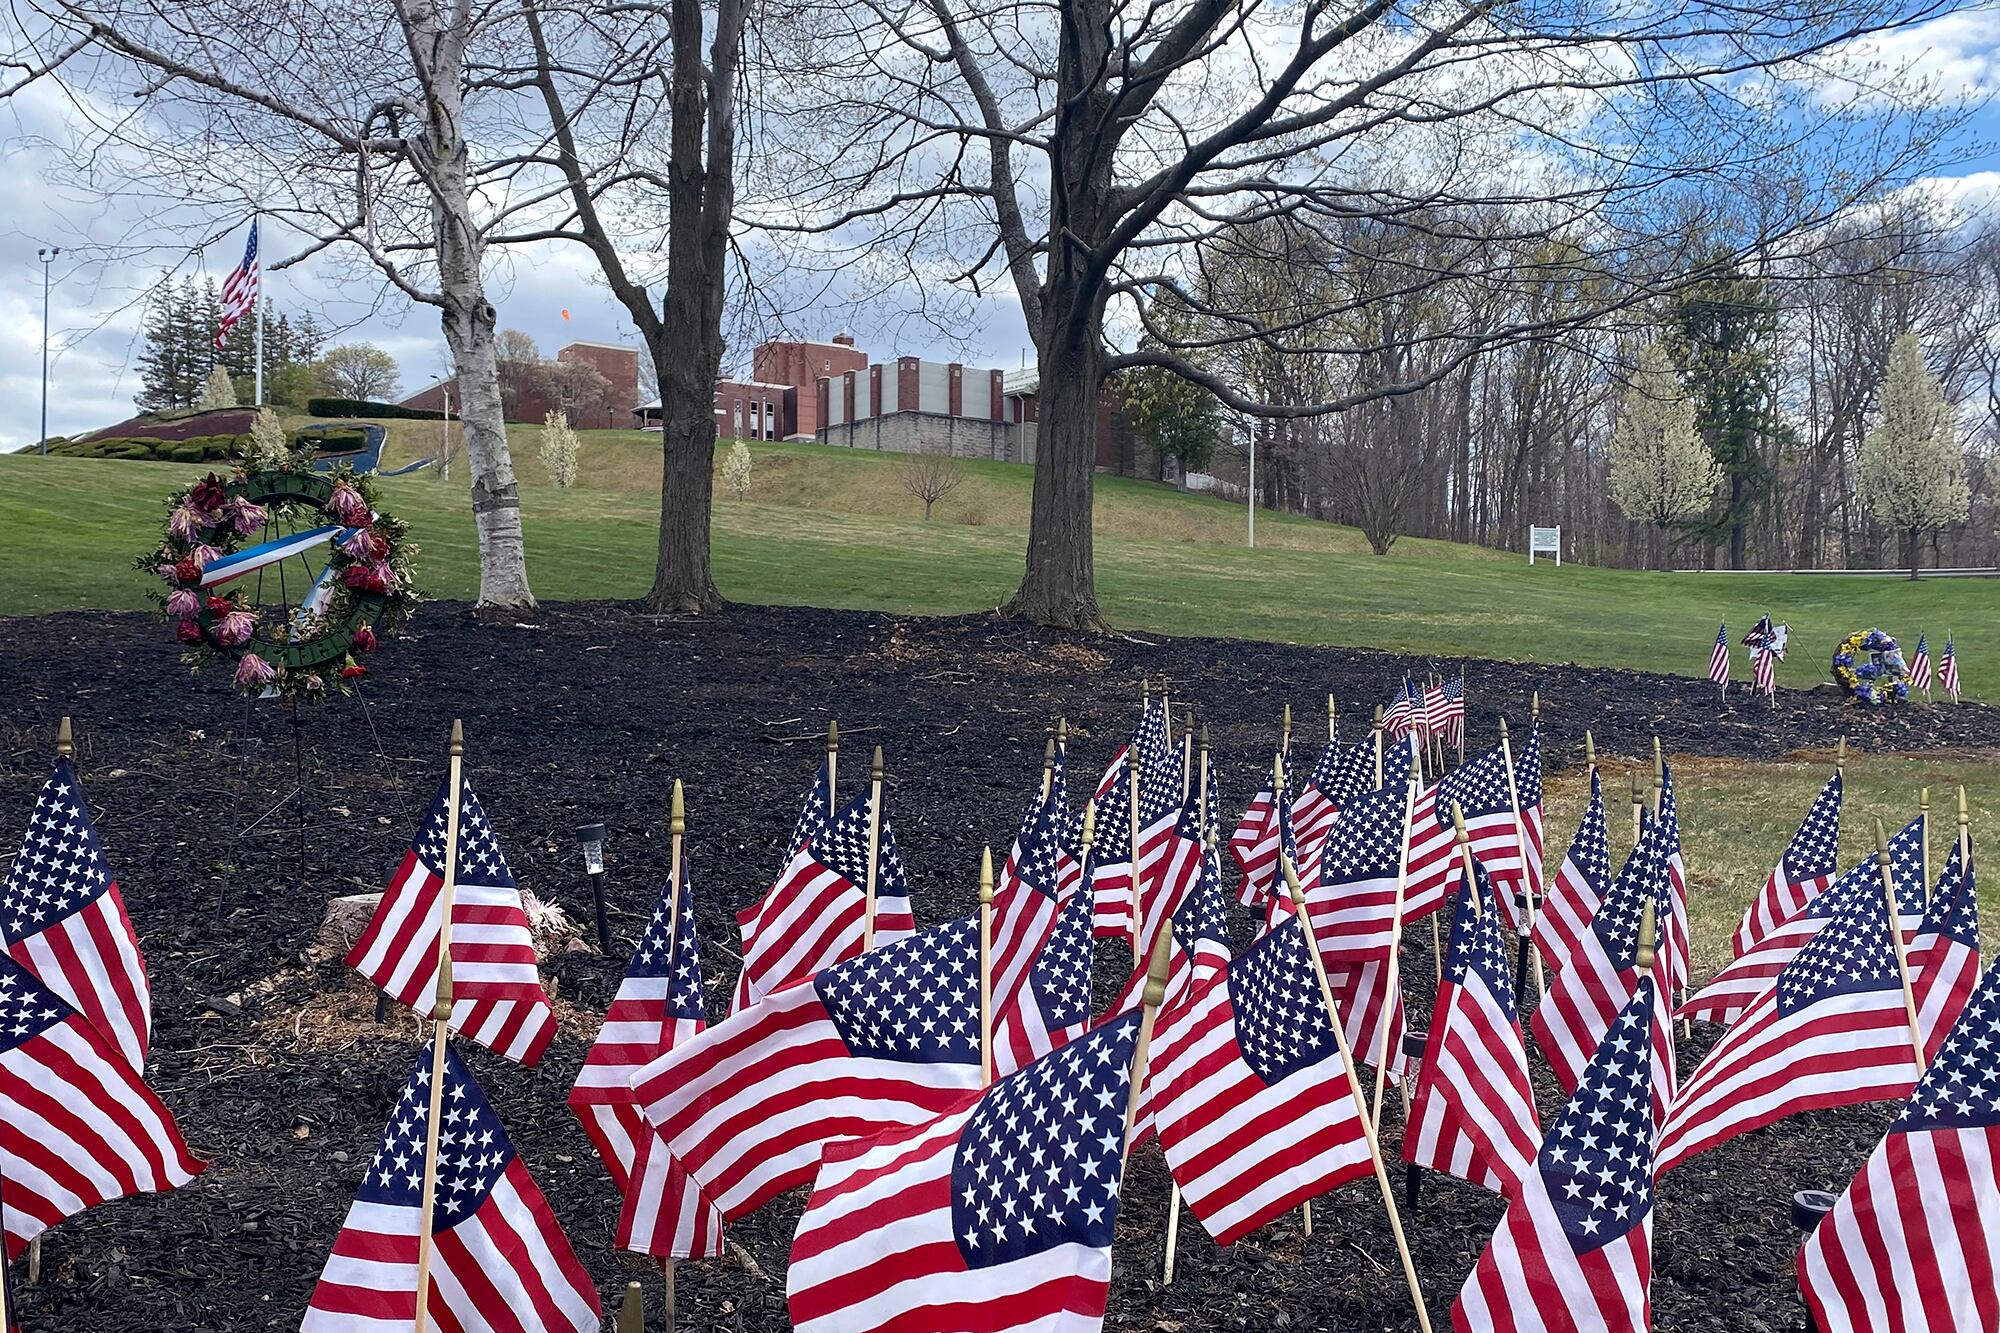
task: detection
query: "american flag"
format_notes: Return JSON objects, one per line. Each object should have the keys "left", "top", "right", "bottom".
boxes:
{"left": 0, "top": 955, "right": 202, "bottom": 1258}
{"left": 732, "top": 755, "right": 834, "bottom": 1012}
{"left": 1797, "top": 958, "right": 2000, "bottom": 1333}
{"left": 1128, "top": 702, "right": 1188, "bottom": 940}
{"left": 1515, "top": 726, "right": 1547, "bottom": 911}
{"left": 1257, "top": 781, "right": 1303, "bottom": 937}
{"left": 1384, "top": 680, "right": 1425, "bottom": 740}
{"left": 1655, "top": 764, "right": 1690, "bottom": 992}
{"left": 1709, "top": 622, "right": 1730, "bottom": 690}
{"left": 634, "top": 915, "right": 984, "bottom": 1219}
{"left": 302, "top": 1043, "right": 599, "bottom": 1333}
{"left": 1424, "top": 682, "right": 1450, "bottom": 735}
{"left": 1528, "top": 810, "right": 1677, "bottom": 1129}
{"left": 215, "top": 218, "right": 259, "bottom": 350}
{"left": 1131, "top": 786, "right": 1209, "bottom": 979}
{"left": 1655, "top": 866, "right": 1950, "bottom": 1175}
{"left": 1290, "top": 735, "right": 1347, "bottom": 877}
{"left": 568, "top": 857, "right": 724, "bottom": 1260}
{"left": 1530, "top": 767, "right": 1611, "bottom": 979}
{"left": 1439, "top": 676, "right": 1467, "bottom": 750}
{"left": 347, "top": 775, "right": 556, "bottom": 1066}
{"left": 1911, "top": 632, "right": 1933, "bottom": 695}
{"left": 990, "top": 843, "right": 1095, "bottom": 1079}
{"left": 1729, "top": 772, "right": 1842, "bottom": 962}
{"left": 1407, "top": 742, "right": 1527, "bottom": 929}
{"left": 1089, "top": 751, "right": 1135, "bottom": 939}
{"left": 1940, "top": 636, "right": 1962, "bottom": 701}
{"left": 1683, "top": 817, "right": 1922, "bottom": 1028}
{"left": 4, "top": 754, "right": 151, "bottom": 1074}
{"left": 1141, "top": 918, "right": 1371, "bottom": 1243}
{"left": 1111, "top": 822, "right": 1237, "bottom": 1024}
{"left": 993, "top": 793, "right": 1068, "bottom": 1016}
{"left": 1911, "top": 838, "right": 1980, "bottom": 1062}
{"left": 786, "top": 1010, "right": 1141, "bottom": 1333}
{"left": 1753, "top": 644, "right": 1776, "bottom": 698}
{"left": 1403, "top": 857, "right": 1540, "bottom": 1199}
{"left": 731, "top": 786, "right": 917, "bottom": 1012}
{"left": 1452, "top": 978, "right": 1659, "bottom": 1333}
{"left": 1045, "top": 737, "right": 1084, "bottom": 900}
{"left": 1229, "top": 761, "right": 1284, "bottom": 910}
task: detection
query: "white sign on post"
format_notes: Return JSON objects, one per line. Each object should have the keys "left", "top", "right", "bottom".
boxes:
{"left": 1528, "top": 525, "right": 1561, "bottom": 566}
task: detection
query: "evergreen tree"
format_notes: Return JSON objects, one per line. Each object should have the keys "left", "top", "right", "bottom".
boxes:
{"left": 135, "top": 277, "right": 193, "bottom": 410}
{"left": 1667, "top": 256, "right": 1782, "bottom": 569}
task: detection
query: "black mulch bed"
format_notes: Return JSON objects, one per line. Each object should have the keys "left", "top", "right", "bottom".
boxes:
{"left": 1, "top": 601, "right": 1993, "bottom": 1332}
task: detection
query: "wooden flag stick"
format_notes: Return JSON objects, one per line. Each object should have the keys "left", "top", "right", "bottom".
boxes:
{"left": 1282, "top": 856, "right": 1434, "bottom": 1333}
{"left": 1180, "top": 729, "right": 1194, "bottom": 805}
{"left": 1630, "top": 770, "right": 1644, "bottom": 847}
{"left": 1874, "top": 818, "right": 1930, "bottom": 1077}
{"left": 1373, "top": 706, "right": 1385, "bottom": 787}
{"left": 1282, "top": 702, "right": 1293, "bottom": 759}
{"left": 1451, "top": 802, "right": 1479, "bottom": 916}
{"left": 664, "top": 780, "right": 687, "bottom": 1328}
{"left": 411, "top": 952, "right": 454, "bottom": 1333}
{"left": 1959, "top": 786, "right": 1971, "bottom": 879}
{"left": 1651, "top": 736, "right": 1664, "bottom": 817}
{"left": 979, "top": 847, "right": 995, "bottom": 1085}
{"left": 1122, "top": 921, "right": 1176, "bottom": 1157}
{"left": 1836, "top": 735, "right": 1847, "bottom": 779}
{"left": 431, "top": 721, "right": 466, "bottom": 1006}
{"left": 1328, "top": 693, "right": 1338, "bottom": 745}
{"left": 616, "top": 1280, "right": 644, "bottom": 1333}
{"left": 1497, "top": 719, "right": 1546, "bottom": 997}
{"left": 864, "top": 746, "right": 884, "bottom": 949}
{"left": 1160, "top": 677, "right": 1172, "bottom": 741}
{"left": 1920, "top": 787, "right": 1933, "bottom": 902}
{"left": 1197, "top": 727, "right": 1210, "bottom": 836}
{"left": 1041, "top": 733, "right": 1056, "bottom": 802}
{"left": 1371, "top": 774, "right": 1420, "bottom": 1129}
{"left": 826, "top": 719, "right": 838, "bottom": 805}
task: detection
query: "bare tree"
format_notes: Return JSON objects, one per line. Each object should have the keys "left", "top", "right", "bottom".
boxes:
{"left": 899, "top": 447, "right": 968, "bottom": 520}
{"left": 22, "top": 0, "right": 539, "bottom": 612}
{"left": 758, "top": 0, "right": 1967, "bottom": 626}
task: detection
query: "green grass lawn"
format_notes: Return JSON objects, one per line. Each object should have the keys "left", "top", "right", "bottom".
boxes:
{"left": 3, "top": 431, "right": 1995, "bottom": 699}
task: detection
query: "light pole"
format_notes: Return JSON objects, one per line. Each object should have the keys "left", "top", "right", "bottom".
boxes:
{"left": 37, "top": 247, "right": 59, "bottom": 455}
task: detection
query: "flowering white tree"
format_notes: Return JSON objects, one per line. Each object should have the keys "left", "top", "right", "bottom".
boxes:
{"left": 1610, "top": 343, "right": 1717, "bottom": 569}
{"left": 539, "top": 411, "right": 579, "bottom": 490}
{"left": 1859, "top": 332, "right": 1970, "bottom": 579}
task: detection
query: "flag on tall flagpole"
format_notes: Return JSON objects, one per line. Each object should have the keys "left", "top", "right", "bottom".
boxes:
{"left": 216, "top": 219, "right": 259, "bottom": 349}
{"left": 1940, "top": 635, "right": 1962, "bottom": 701}
{"left": 1911, "top": 632, "right": 1933, "bottom": 696}
{"left": 1797, "top": 959, "right": 2000, "bottom": 1333}
{"left": 1709, "top": 623, "right": 1730, "bottom": 693}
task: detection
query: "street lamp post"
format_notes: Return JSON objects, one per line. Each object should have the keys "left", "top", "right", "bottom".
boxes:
{"left": 38, "top": 247, "right": 59, "bottom": 455}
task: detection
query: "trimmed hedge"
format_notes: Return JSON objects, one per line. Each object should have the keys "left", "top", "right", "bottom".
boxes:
{"left": 51, "top": 434, "right": 245, "bottom": 463}
{"left": 306, "top": 397, "right": 444, "bottom": 421}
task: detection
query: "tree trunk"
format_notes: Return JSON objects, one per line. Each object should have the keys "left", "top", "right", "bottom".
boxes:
{"left": 642, "top": 0, "right": 738, "bottom": 614}
{"left": 413, "top": 1, "right": 534, "bottom": 616}
{"left": 1908, "top": 525, "right": 1921, "bottom": 580}
{"left": 1007, "top": 325, "right": 1107, "bottom": 629}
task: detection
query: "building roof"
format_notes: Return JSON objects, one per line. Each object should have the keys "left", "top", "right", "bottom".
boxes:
{"left": 1002, "top": 367, "right": 1039, "bottom": 395}
{"left": 561, "top": 340, "right": 637, "bottom": 354}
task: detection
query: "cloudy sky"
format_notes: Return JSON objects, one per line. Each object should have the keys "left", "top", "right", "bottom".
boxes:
{"left": 1, "top": 9, "right": 1996, "bottom": 453}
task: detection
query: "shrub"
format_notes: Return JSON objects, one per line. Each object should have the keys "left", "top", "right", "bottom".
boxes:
{"left": 305, "top": 397, "right": 446, "bottom": 421}
{"left": 246, "top": 408, "right": 291, "bottom": 469}
{"left": 540, "top": 410, "right": 580, "bottom": 488}
{"left": 198, "top": 365, "right": 238, "bottom": 409}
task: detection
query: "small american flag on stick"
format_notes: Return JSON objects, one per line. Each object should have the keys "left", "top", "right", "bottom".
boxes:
{"left": 4, "top": 752, "right": 152, "bottom": 1074}
{"left": 1708, "top": 622, "right": 1730, "bottom": 693}
{"left": 1940, "top": 634, "right": 1962, "bottom": 701}
{"left": 303, "top": 1043, "right": 599, "bottom": 1332}
{"left": 346, "top": 774, "right": 556, "bottom": 1066}
{"left": 1798, "top": 957, "right": 2000, "bottom": 1333}
{"left": 1753, "top": 643, "right": 1776, "bottom": 699}
{"left": 1453, "top": 977, "right": 1661, "bottom": 1333}
{"left": 785, "top": 1010, "right": 1144, "bottom": 1333}
{"left": 1911, "top": 632, "right": 1933, "bottom": 696}
{"left": 1728, "top": 771, "right": 1843, "bottom": 962}
{"left": 1529, "top": 766, "right": 1611, "bottom": 979}
{"left": 0, "top": 955, "right": 202, "bottom": 1257}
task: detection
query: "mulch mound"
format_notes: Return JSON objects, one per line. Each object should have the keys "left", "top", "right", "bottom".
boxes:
{"left": 0, "top": 601, "right": 1988, "bottom": 1332}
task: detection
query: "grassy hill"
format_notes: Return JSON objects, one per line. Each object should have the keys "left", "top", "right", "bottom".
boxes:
{"left": 4, "top": 423, "right": 1996, "bottom": 697}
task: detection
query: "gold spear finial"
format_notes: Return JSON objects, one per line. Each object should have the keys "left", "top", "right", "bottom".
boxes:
{"left": 1043, "top": 734, "right": 1056, "bottom": 775}
{"left": 1200, "top": 723, "right": 1209, "bottom": 755}
{"left": 1282, "top": 702, "right": 1292, "bottom": 744}
{"left": 1874, "top": 817, "right": 1891, "bottom": 865}
{"left": 1057, "top": 716, "right": 1068, "bottom": 747}
{"left": 1080, "top": 800, "right": 1097, "bottom": 854}
{"left": 1498, "top": 716, "right": 1511, "bottom": 743}
{"left": 56, "top": 716, "right": 73, "bottom": 757}
{"left": 449, "top": 718, "right": 463, "bottom": 756}
{"left": 1585, "top": 729, "right": 1596, "bottom": 768}
{"left": 1143, "top": 921, "right": 1175, "bottom": 1007}
{"left": 433, "top": 946, "right": 454, "bottom": 1022}
{"left": 979, "top": 845, "right": 994, "bottom": 907}
{"left": 1635, "top": 896, "right": 1657, "bottom": 973}
{"left": 616, "top": 1281, "right": 643, "bottom": 1333}
{"left": 1531, "top": 691, "right": 1540, "bottom": 723}
{"left": 1959, "top": 786, "right": 1970, "bottom": 831}
{"left": 1836, "top": 735, "right": 1847, "bottom": 775}
{"left": 670, "top": 778, "right": 685, "bottom": 837}
{"left": 872, "top": 744, "right": 884, "bottom": 782}
{"left": 827, "top": 718, "right": 839, "bottom": 754}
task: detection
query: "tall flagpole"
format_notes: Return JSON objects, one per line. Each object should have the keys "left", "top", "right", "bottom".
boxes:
{"left": 253, "top": 215, "right": 265, "bottom": 406}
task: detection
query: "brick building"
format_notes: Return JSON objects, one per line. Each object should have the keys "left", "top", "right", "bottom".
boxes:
{"left": 399, "top": 340, "right": 641, "bottom": 430}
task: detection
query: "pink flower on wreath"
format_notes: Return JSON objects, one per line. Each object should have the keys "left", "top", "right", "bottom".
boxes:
{"left": 301, "top": 673, "right": 326, "bottom": 694}
{"left": 165, "top": 588, "right": 199, "bottom": 619}
{"left": 233, "top": 654, "right": 277, "bottom": 690}
{"left": 327, "top": 483, "right": 371, "bottom": 528}
{"left": 188, "top": 475, "right": 229, "bottom": 515}
{"left": 167, "top": 503, "right": 204, "bottom": 543}
{"left": 212, "top": 609, "right": 257, "bottom": 647}
{"left": 340, "top": 527, "right": 375, "bottom": 559}
{"left": 225, "top": 497, "right": 268, "bottom": 536}
{"left": 339, "top": 661, "right": 367, "bottom": 680}
{"left": 352, "top": 624, "right": 379, "bottom": 654}
{"left": 189, "top": 543, "right": 222, "bottom": 570}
